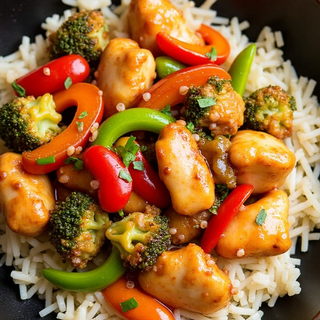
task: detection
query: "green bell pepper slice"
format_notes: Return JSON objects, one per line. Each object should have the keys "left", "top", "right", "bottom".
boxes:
{"left": 41, "top": 246, "right": 126, "bottom": 292}
{"left": 156, "top": 56, "right": 187, "bottom": 79}
{"left": 92, "top": 108, "right": 176, "bottom": 148}
{"left": 228, "top": 43, "right": 256, "bottom": 97}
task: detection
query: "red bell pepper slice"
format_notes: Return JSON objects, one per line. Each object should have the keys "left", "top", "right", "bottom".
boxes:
{"left": 129, "top": 149, "right": 171, "bottom": 209}
{"left": 115, "top": 137, "right": 171, "bottom": 209}
{"left": 201, "top": 184, "right": 253, "bottom": 253}
{"left": 83, "top": 145, "right": 132, "bottom": 213}
{"left": 136, "top": 64, "right": 231, "bottom": 110}
{"left": 14, "top": 54, "right": 90, "bottom": 97}
{"left": 22, "top": 83, "right": 104, "bottom": 174}
{"left": 156, "top": 24, "right": 230, "bottom": 66}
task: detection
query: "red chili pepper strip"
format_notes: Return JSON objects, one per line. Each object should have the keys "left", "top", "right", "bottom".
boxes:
{"left": 156, "top": 24, "right": 230, "bottom": 66}
{"left": 22, "top": 83, "right": 104, "bottom": 174}
{"left": 115, "top": 137, "right": 170, "bottom": 208}
{"left": 129, "top": 149, "right": 171, "bottom": 209}
{"left": 14, "top": 54, "right": 90, "bottom": 97}
{"left": 101, "top": 276, "right": 175, "bottom": 320}
{"left": 83, "top": 145, "right": 132, "bottom": 213}
{"left": 136, "top": 64, "right": 231, "bottom": 110}
{"left": 201, "top": 184, "right": 254, "bottom": 253}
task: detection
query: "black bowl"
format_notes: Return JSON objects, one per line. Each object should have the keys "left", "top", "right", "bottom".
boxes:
{"left": 0, "top": 0, "right": 320, "bottom": 319}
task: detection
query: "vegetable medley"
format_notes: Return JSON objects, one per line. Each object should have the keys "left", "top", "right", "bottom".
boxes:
{"left": 0, "top": 0, "right": 298, "bottom": 318}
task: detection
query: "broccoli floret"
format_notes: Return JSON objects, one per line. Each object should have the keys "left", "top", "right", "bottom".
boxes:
{"left": 209, "top": 184, "right": 231, "bottom": 215}
{"left": 49, "top": 191, "right": 111, "bottom": 269}
{"left": 243, "top": 85, "right": 297, "bottom": 139}
{"left": 184, "top": 77, "right": 229, "bottom": 126}
{"left": 183, "top": 77, "right": 244, "bottom": 136}
{"left": 0, "top": 94, "right": 62, "bottom": 153}
{"left": 106, "top": 206, "right": 171, "bottom": 271}
{"left": 49, "top": 10, "right": 109, "bottom": 68}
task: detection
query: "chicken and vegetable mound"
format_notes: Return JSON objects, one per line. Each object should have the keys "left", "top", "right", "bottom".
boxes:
{"left": 0, "top": 0, "right": 298, "bottom": 317}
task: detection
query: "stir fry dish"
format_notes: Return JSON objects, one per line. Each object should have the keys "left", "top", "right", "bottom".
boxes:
{"left": 0, "top": 0, "right": 319, "bottom": 319}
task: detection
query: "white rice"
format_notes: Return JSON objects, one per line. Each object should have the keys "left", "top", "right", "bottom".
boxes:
{"left": 0, "top": 0, "right": 319, "bottom": 319}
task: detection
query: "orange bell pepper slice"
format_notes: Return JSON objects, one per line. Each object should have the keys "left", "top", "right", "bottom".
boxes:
{"left": 22, "top": 83, "right": 104, "bottom": 174}
{"left": 101, "top": 276, "right": 175, "bottom": 320}
{"left": 135, "top": 63, "right": 231, "bottom": 110}
{"left": 156, "top": 23, "right": 230, "bottom": 65}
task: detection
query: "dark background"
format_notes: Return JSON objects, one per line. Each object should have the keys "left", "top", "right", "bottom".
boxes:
{"left": 0, "top": 0, "right": 320, "bottom": 319}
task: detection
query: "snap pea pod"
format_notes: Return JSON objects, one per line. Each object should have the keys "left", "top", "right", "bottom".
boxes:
{"left": 92, "top": 108, "right": 176, "bottom": 148}
{"left": 156, "top": 56, "right": 186, "bottom": 79}
{"left": 228, "top": 43, "right": 256, "bottom": 96}
{"left": 41, "top": 246, "right": 126, "bottom": 292}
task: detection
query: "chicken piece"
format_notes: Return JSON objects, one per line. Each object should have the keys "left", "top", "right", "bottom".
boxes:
{"left": 127, "top": 0, "right": 204, "bottom": 56}
{"left": 156, "top": 121, "right": 215, "bottom": 216}
{"left": 229, "top": 130, "right": 296, "bottom": 194}
{"left": 138, "top": 243, "right": 233, "bottom": 314}
{"left": 56, "top": 162, "right": 98, "bottom": 198}
{"left": 0, "top": 152, "right": 55, "bottom": 237}
{"left": 164, "top": 206, "right": 211, "bottom": 245}
{"left": 96, "top": 38, "right": 156, "bottom": 118}
{"left": 215, "top": 189, "right": 292, "bottom": 259}
{"left": 198, "top": 135, "right": 236, "bottom": 188}
{"left": 123, "top": 190, "right": 148, "bottom": 214}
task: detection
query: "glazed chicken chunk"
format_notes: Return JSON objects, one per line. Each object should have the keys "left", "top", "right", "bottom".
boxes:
{"left": 138, "top": 243, "right": 233, "bottom": 314}
{"left": 96, "top": 38, "right": 156, "bottom": 118}
{"left": 0, "top": 152, "right": 55, "bottom": 237}
{"left": 127, "top": 0, "right": 204, "bottom": 56}
{"left": 229, "top": 130, "right": 296, "bottom": 194}
{"left": 164, "top": 206, "right": 211, "bottom": 245}
{"left": 156, "top": 120, "right": 215, "bottom": 216}
{"left": 215, "top": 189, "right": 292, "bottom": 259}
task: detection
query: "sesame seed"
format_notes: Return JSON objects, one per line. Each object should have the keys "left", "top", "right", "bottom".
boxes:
{"left": 43, "top": 67, "right": 50, "bottom": 76}
{"left": 142, "top": 92, "right": 151, "bottom": 101}
{"left": 236, "top": 248, "right": 245, "bottom": 257}
{"left": 177, "top": 119, "right": 186, "bottom": 126}
{"left": 75, "top": 146, "right": 83, "bottom": 154}
{"left": 59, "top": 174, "right": 70, "bottom": 184}
{"left": 126, "top": 280, "right": 135, "bottom": 289}
{"left": 90, "top": 180, "right": 100, "bottom": 190}
{"left": 200, "top": 220, "right": 208, "bottom": 229}
{"left": 67, "top": 145, "right": 75, "bottom": 156}
{"left": 116, "top": 103, "right": 125, "bottom": 112}
{"left": 179, "top": 86, "right": 189, "bottom": 95}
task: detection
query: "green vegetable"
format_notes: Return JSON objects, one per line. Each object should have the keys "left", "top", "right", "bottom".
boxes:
{"left": 49, "top": 10, "right": 109, "bottom": 68}
{"left": 184, "top": 76, "right": 230, "bottom": 128}
{"left": 120, "top": 297, "right": 139, "bottom": 312}
{"left": 119, "top": 169, "right": 132, "bottom": 183}
{"left": 243, "top": 85, "right": 297, "bottom": 139}
{"left": 64, "top": 76, "right": 72, "bottom": 89}
{"left": 92, "top": 108, "right": 175, "bottom": 149}
{"left": 114, "top": 135, "right": 140, "bottom": 167}
{"left": 49, "top": 191, "right": 110, "bottom": 269}
{"left": 133, "top": 160, "right": 144, "bottom": 171}
{"left": 0, "top": 93, "right": 62, "bottom": 153}
{"left": 41, "top": 246, "right": 126, "bottom": 292}
{"left": 36, "top": 155, "right": 55, "bottom": 165}
{"left": 209, "top": 184, "right": 231, "bottom": 214}
{"left": 255, "top": 208, "right": 267, "bottom": 226}
{"left": 205, "top": 46, "right": 217, "bottom": 61}
{"left": 12, "top": 81, "right": 26, "bottom": 97}
{"left": 155, "top": 56, "right": 186, "bottom": 79}
{"left": 106, "top": 210, "right": 171, "bottom": 271}
{"left": 64, "top": 156, "right": 84, "bottom": 170}
{"left": 228, "top": 43, "right": 256, "bottom": 96}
